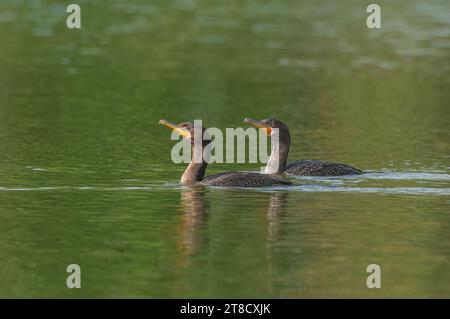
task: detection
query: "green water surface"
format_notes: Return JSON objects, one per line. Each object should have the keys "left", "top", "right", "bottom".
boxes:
{"left": 0, "top": 0, "right": 449, "bottom": 297}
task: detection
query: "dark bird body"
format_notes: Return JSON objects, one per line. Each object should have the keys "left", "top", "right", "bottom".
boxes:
{"left": 200, "top": 171, "right": 291, "bottom": 187}
{"left": 284, "top": 160, "right": 362, "bottom": 176}
{"left": 244, "top": 118, "right": 362, "bottom": 176}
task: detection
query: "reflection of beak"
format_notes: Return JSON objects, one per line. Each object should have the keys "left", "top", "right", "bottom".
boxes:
{"left": 244, "top": 117, "right": 272, "bottom": 135}
{"left": 159, "top": 119, "right": 191, "bottom": 138}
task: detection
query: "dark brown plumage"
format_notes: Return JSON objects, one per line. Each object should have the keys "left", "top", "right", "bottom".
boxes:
{"left": 284, "top": 160, "right": 361, "bottom": 176}
{"left": 201, "top": 171, "right": 291, "bottom": 187}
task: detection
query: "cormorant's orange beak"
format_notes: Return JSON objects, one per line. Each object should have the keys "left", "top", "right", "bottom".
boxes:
{"left": 244, "top": 117, "right": 272, "bottom": 135}
{"left": 159, "top": 119, "right": 191, "bottom": 138}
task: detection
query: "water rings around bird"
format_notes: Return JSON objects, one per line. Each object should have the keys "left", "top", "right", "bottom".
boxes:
{"left": 1, "top": 171, "right": 448, "bottom": 196}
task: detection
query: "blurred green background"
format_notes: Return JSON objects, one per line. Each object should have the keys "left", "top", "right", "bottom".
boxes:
{"left": 0, "top": 0, "right": 449, "bottom": 297}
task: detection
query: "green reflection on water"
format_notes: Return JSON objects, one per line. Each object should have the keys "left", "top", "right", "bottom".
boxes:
{"left": 0, "top": 0, "right": 449, "bottom": 297}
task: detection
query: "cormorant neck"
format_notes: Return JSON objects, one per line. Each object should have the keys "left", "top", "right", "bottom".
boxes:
{"left": 265, "top": 128, "right": 290, "bottom": 174}
{"left": 180, "top": 143, "right": 210, "bottom": 185}
{"left": 181, "top": 161, "right": 208, "bottom": 185}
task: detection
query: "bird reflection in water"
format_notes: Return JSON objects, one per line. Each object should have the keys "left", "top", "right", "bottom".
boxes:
{"left": 266, "top": 192, "right": 288, "bottom": 242}
{"left": 176, "top": 186, "right": 209, "bottom": 268}
{"left": 176, "top": 188, "right": 289, "bottom": 269}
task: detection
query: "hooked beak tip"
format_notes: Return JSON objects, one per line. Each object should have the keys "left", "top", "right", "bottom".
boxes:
{"left": 243, "top": 117, "right": 272, "bottom": 135}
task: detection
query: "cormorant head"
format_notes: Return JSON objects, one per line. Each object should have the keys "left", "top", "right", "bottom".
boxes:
{"left": 243, "top": 118, "right": 291, "bottom": 173}
{"left": 243, "top": 118, "right": 289, "bottom": 136}
{"left": 159, "top": 119, "right": 211, "bottom": 146}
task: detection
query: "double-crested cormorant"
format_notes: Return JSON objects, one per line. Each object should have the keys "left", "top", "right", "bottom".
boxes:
{"left": 244, "top": 118, "right": 362, "bottom": 176}
{"left": 159, "top": 119, "right": 292, "bottom": 187}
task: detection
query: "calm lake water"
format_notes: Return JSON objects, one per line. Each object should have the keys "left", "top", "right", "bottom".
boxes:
{"left": 0, "top": 0, "right": 449, "bottom": 298}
